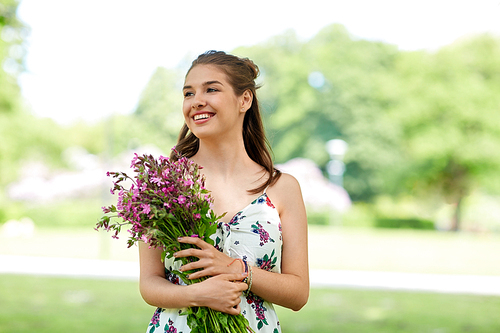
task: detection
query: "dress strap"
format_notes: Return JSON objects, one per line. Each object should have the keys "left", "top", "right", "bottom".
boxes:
{"left": 263, "top": 169, "right": 278, "bottom": 194}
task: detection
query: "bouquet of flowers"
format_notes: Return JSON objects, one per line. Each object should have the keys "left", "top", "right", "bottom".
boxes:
{"left": 96, "top": 149, "right": 253, "bottom": 333}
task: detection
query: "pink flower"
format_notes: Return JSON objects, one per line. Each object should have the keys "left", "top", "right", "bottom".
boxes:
{"left": 141, "top": 204, "right": 151, "bottom": 214}
{"left": 177, "top": 195, "right": 186, "bottom": 204}
{"left": 130, "top": 153, "right": 139, "bottom": 168}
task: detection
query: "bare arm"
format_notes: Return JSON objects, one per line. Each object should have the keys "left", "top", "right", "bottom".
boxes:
{"left": 138, "top": 242, "right": 247, "bottom": 314}
{"left": 249, "top": 173, "right": 309, "bottom": 311}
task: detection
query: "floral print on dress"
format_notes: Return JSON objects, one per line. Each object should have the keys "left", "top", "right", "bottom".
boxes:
{"left": 148, "top": 308, "right": 162, "bottom": 333}
{"left": 230, "top": 211, "right": 246, "bottom": 225}
{"left": 257, "top": 249, "right": 278, "bottom": 271}
{"left": 247, "top": 293, "right": 270, "bottom": 330}
{"left": 164, "top": 318, "right": 181, "bottom": 333}
{"left": 147, "top": 193, "right": 282, "bottom": 333}
{"left": 165, "top": 269, "right": 181, "bottom": 285}
{"left": 251, "top": 221, "right": 275, "bottom": 246}
{"left": 252, "top": 195, "right": 275, "bottom": 209}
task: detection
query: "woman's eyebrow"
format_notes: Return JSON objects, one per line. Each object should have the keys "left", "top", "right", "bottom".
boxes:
{"left": 204, "top": 80, "right": 223, "bottom": 86}
{"left": 183, "top": 80, "right": 224, "bottom": 91}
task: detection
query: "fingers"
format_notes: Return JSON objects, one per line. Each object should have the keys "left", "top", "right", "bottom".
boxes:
{"left": 193, "top": 274, "right": 247, "bottom": 314}
{"left": 174, "top": 238, "right": 246, "bottom": 281}
{"left": 173, "top": 247, "right": 205, "bottom": 260}
{"left": 222, "top": 272, "right": 249, "bottom": 286}
{"left": 177, "top": 236, "right": 211, "bottom": 249}
{"left": 174, "top": 237, "right": 214, "bottom": 260}
{"left": 226, "top": 303, "right": 241, "bottom": 316}
{"left": 213, "top": 276, "right": 246, "bottom": 315}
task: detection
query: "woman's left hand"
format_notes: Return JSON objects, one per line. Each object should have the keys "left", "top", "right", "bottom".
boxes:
{"left": 174, "top": 236, "right": 245, "bottom": 280}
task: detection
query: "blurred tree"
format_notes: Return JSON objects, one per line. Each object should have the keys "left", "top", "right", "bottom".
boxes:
{"left": 0, "top": 0, "right": 26, "bottom": 115}
{"left": 394, "top": 34, "right": 500, "bottom": 230}
{"left": 0, "top": 0, "right": 29, "bottom": 185}
{"left": 236, "top": 25, "right": 405, "bottom": 201}
{"left": 236, "top": 26, "right": 500, "bottom": 231}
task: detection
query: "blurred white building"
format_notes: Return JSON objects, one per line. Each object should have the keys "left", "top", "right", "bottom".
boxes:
{"left": 277, "top": 158, "right": 351, "bottom": 213}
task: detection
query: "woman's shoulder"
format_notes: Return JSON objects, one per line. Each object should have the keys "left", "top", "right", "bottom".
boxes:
{"left": 267, "top": 172, "right": 304, "bottom": 214}
{"left": 272, "top": 172, "right": 301, "bottom": 193}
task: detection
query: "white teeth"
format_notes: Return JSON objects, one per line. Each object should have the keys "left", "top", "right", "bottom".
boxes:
{"left": 194, "top": 114, "right": 211, "bottom": 121}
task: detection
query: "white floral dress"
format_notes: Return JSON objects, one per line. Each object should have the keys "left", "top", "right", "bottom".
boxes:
{"left": 146, "top": 192, "right": 283, "bottom": 333}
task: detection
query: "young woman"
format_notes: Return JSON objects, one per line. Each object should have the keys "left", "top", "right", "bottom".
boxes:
{"left": 138, "top": 50, "right": 309, "bottom": 333}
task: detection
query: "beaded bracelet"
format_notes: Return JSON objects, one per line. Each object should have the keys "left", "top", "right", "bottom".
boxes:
{"left": 228, "top": 258, "right": 252, "bottom": 295}
{"left": 244, "top": 265, "right": 253, "bottom": 296}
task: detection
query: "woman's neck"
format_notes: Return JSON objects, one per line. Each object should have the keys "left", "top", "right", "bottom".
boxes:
{"left": 192, "top": 137, "right": 254, "bottom": 178}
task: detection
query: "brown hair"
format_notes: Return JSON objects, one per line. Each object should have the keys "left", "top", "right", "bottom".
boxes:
{"left": 172, "top": 50, "right": 281, "bottom": 194}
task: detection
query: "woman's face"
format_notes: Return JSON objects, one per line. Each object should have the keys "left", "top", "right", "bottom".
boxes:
{"left": 182, "top": 65, "right": 250, "bottom": 140}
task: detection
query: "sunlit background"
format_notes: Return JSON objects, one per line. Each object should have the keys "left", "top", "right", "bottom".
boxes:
{"left": 1, "top": 0, "right": 500, "bottom": 332}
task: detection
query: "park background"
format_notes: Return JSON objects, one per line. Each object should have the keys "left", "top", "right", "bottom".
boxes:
{"left": 1, "top": 0, "right": 500, "bottom": 332}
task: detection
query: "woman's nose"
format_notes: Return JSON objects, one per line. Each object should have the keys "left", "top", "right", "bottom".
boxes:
{"left": 192, "top": 95, "right": 206, "bottom": 109}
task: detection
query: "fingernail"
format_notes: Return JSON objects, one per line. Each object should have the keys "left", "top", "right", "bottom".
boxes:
{"left": 185, "top": 274, "right": 190, "bottom": 279}
{"left": 177, "top": 237, "right": 183, "bottom": 241}
{"left": 173, "top": 252, "right": 177, "bottom": 257}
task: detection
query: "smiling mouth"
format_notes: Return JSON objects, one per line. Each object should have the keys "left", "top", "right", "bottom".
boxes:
{"left": 193, "top": 113, "right": 214, "bottom": 121}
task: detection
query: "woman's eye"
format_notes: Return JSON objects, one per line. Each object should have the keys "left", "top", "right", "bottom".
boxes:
{"left": 184, "top": 91, "right": 193, "bottom": 97}
{"left": 207, "top": 88, "right": 218, "bottom": 93}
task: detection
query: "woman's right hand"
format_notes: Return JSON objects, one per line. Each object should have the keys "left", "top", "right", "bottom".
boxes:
{"left": 189, "top": 272, "right": 248, "bottom": 315}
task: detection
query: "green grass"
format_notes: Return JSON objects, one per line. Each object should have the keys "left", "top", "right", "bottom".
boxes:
{"left": 1, "top": 274, "right": 499, "bottom": 333}
{"left": 0, "top": 275, "right": 151, "bottom": 333}
{"left": 277, "top": 289, "right": 500, "bottom": 333}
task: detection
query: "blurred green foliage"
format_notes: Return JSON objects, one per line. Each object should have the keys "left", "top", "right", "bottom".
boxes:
{"left": 0, "top": 0, "right": 25, "bottom": 114}
{"left": 1, "top": 5, "right": 499, "bottom": 231}
{"left": 375, "top": 218, "right": 435, "bottom": 230}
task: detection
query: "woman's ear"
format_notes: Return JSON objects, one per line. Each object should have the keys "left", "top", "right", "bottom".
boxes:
{"left": 240, "top": 90, "right": 253, "bottom": 113}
